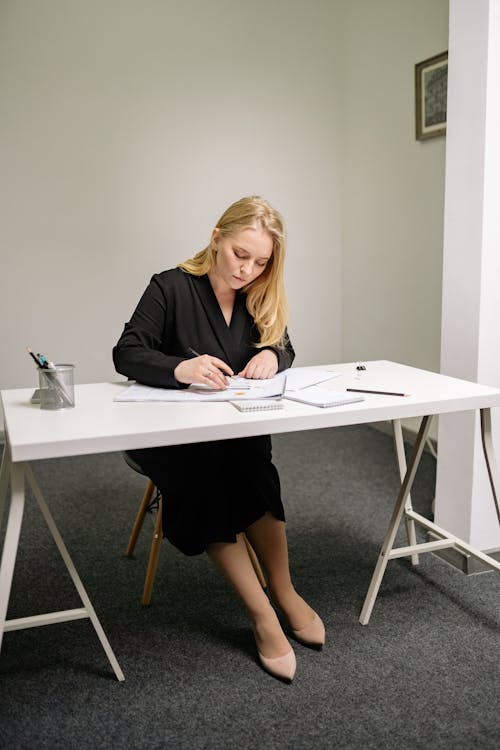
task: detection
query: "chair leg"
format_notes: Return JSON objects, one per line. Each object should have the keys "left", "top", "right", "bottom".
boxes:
{"left": 125, "top": 479, "right": 155, "bottom": 556}
{"left": 243, "top": 533, "right": 267, "bottom": 589}
{"left": 129, "top": 487, "right": 265, "bottom": 605}
{"left": 141, "top": 496, "right": 163, "bottom": 606}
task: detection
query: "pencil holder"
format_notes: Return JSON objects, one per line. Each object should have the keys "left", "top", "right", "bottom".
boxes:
{"left": 38, "top": 364, "right": 75, "bottom": 410}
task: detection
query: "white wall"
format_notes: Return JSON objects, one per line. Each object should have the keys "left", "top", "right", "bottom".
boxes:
{"left": 1, "top": 1, "right": 448, "bottom": 432}
{"left": 0, "top": 0, "right": 342, "bottom": 395}
{"left": 340, "top": 0, "right": 449, "bottom": 374}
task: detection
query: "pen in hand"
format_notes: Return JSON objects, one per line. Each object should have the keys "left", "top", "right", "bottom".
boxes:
{"left": 188, "top": 347, "right": 234, "bottom": 381}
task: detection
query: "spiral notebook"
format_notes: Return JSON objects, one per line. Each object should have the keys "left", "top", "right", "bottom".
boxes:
{"left": 230, "top": 399, "right": 284, "bottom": 412}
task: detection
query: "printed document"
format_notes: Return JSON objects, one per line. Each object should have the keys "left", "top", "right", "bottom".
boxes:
{"left": 114, "top": 366, "right": 339, "bottom": 403}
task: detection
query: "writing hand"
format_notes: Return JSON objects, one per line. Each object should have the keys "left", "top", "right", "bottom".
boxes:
{"left": 175, "top": 354, "right": 234, "bottom": 390}
{"left": 238, "top": 350, "right": 278, "bottom": 379}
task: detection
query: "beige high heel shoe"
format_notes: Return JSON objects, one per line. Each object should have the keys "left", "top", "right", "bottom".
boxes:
{"left": 291, "top": 612, "right": 325, "bottom": 649}
{"left": 258, "top": 647, "right": 296, "bottom": 682}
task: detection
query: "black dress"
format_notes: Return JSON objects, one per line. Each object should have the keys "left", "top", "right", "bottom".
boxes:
{"left": 112, "top": 268, "right": 295, "bottom": 555}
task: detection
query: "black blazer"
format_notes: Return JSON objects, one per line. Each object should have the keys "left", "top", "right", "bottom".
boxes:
{"left": 113, "top": 268, "right": 294, "bottom": 387}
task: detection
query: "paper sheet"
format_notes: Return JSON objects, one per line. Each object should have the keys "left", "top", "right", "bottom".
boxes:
{"left": 114, "top": 372, "right": 286, "bottom": 402}
{"left": 114, "top": 367, "right": 339, "bottom": 403}
{"left": 282, "top": 367, "right": 339, "bottom": 391}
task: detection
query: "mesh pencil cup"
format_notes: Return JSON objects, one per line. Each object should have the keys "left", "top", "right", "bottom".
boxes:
{"left": 38, "top": 364, "right": 75, "bottom": 409}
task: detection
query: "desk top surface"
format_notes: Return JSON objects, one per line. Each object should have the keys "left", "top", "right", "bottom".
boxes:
{"left": 2, "top": 361, "right": 500, "bottom": 462}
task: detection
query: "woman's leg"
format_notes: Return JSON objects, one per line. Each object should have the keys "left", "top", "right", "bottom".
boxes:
{"left": 207, "top": 534, "right": 291, "bottom": 659}
{"left": 244, "top": 512, "right": 316, "bottom": 631}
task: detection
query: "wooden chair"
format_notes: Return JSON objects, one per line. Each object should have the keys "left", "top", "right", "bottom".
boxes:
{"left": 123, "top": 453, "right": 266, "bottom": 605}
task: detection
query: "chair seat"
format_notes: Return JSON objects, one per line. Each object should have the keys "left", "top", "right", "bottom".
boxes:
{"left": 123, "top": 450, "right": 146, "bottom": 476}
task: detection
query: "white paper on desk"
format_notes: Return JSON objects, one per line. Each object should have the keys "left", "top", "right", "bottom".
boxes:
{"left": 210, "top": 368, "right": 338, "bottom": 392}
{"left": 114, "top": 372, "right": 286, "bottom": 402}
{"left": 282, "top": 367, "right": 340, "bottom": 391}
{"left": 284, "top": 386, "right": 364, "bottom": 408}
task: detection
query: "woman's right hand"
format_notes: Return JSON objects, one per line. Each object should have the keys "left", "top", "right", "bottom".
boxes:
{"left": 174, "top": 354, "right": 233, "bottom": 390}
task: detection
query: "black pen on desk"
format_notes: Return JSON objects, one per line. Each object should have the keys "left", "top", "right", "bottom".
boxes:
{"left": 346, "top": 387, "right": 409, "bottom": 397}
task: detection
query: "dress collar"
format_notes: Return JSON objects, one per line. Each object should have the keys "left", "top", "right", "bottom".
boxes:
{"left": 190, "top": 274, "right": 249, "bottom": 368}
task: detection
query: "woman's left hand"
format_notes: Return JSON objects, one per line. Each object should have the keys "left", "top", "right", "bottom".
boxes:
{"left": 238, "top": 350, "right": 279, "bottom": 379}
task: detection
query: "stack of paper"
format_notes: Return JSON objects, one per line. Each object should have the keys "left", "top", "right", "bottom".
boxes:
{"left": 114, "top": 367, "right": 341, "bottom": 403}
{"left": 114, "top": 372, "right": 286, "bottom": 402}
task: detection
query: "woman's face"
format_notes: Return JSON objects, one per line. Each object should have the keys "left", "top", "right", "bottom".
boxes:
{"left": 210, "top": 225, "right": 273, "bottom": 293}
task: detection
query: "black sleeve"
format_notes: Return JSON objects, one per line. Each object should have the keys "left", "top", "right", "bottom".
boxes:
{"left": 112, "top": 275, "right": 186, "bottom": 389}
{"left": 262, "top": 328, "right": 295, "bottom": 372}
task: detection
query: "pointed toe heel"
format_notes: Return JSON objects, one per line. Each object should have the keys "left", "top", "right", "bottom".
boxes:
{"left": 292, "top": 613, "right": 325, "bottom": 649}
{"left": 258, "top": 648, "right": 296, "bottom": 683}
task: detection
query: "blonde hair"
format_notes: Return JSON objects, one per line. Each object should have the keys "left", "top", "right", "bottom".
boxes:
{"left": 178, "top": 196, "right": 288, "bottom": 348}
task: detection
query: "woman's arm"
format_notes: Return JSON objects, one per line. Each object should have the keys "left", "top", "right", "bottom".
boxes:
{"left": 112, "top": 275, "right": 185, "bottom": 388}
{"left": 265, "top": 329, "right": 295, "bottom": 372}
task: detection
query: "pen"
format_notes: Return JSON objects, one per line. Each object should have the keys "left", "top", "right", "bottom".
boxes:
{"left": 188, "top": 347, "right": 234, "bottom": 380}
{"left": 346, "top": 388, "right": 409, "bottom": 397}
{"left": 27, "top": 347, "right": 43, "bottom": 367}
{"left": 38, "top": 354, "right": 52, "bottom": 369}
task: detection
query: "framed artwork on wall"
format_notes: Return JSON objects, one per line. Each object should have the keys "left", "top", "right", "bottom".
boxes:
{"left": 415, "top": 51, "right": 448, "bottom": 140}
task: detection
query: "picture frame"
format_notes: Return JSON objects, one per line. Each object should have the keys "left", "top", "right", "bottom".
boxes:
{"left": 415, "top": 51, "right": 448, "bottom": 141}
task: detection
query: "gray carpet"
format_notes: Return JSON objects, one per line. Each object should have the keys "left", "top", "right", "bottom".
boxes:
{"left": 0, "top": 425, "right": 499, "bottom": 750}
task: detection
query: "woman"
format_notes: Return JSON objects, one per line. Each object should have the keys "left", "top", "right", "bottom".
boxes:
{"left": 113, "top": 196, "right": 324, "bottom": 682}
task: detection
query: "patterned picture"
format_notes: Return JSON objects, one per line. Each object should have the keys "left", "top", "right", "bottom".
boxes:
{"left": 415, "top": 51, "right": 448, "bottom": 140}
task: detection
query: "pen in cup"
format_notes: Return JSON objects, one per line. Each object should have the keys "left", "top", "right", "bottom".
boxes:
{"left": 27, "top": 347, "right": 74, "bottom": 406}
{"left": 27, "top": 347, "right": 43, "bottom": 367}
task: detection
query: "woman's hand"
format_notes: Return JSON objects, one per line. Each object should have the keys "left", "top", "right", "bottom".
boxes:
{"left": 174, "top": 355, "right": 233, "bottom": 390}
{"left": 238, "top": 350, "right": 278, "bottom": 379}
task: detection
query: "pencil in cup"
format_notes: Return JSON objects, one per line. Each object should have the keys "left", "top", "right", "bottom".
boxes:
{"left": 38, "top": 364, "right": 75, "bottom": 409}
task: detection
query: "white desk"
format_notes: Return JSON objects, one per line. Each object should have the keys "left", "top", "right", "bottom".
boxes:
{"left": 1, "top": 360, "right": 500, "bottom": 680}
